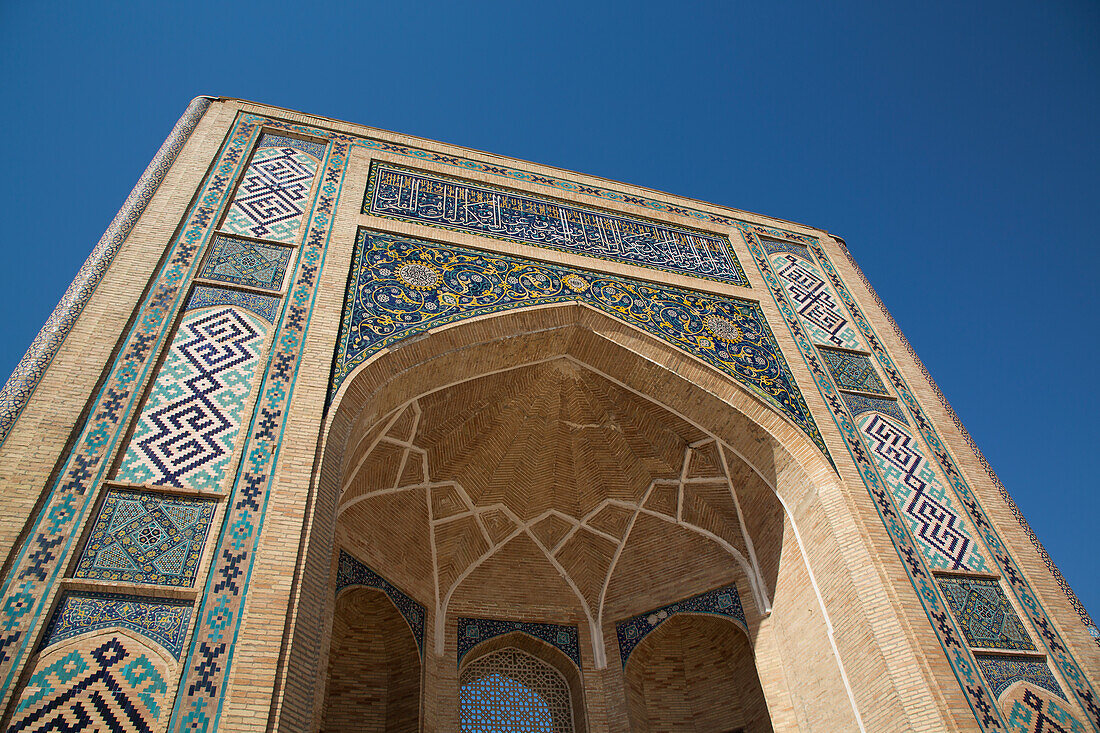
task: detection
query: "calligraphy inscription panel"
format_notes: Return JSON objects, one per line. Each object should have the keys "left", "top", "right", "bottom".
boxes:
{"left": 364, "top": 162, "right": 749, "bottom": 287}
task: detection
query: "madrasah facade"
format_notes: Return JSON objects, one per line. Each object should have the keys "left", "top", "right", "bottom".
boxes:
{"left": 0, "top": 97, "right": 1096, "bottom": 732}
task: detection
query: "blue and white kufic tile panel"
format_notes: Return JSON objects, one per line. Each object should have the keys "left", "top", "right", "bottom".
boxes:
{"left": 115, "top": 290, "right": 271, "bottom": 492}
{"left": 335, "top": 551, "right": 425, "bottom": 656}
{"left": 198, "top": 235, "right": 293, "bottom": 291}
{"left": 457, "top": 617, "right": 581, "bottom": 669}
{"left": 331, "top": 231, "right": 828, "bottom": 458}
{"left": 74, "top": 490, "right": 216, "bottom": 587}
{"left": 365, "top": 162, "right": 749, "bottom": 287}
{"left": 616, "top": 583, "right": 746, "bottom": 666}
{"left": 38, "top": 592, "right": 192, "bottom": 659}
{"left": 221, "top": 133, "right": 322, "bottom": 244}
{"left": 1003, "top": 688, "right": 1086, "bottom": 732}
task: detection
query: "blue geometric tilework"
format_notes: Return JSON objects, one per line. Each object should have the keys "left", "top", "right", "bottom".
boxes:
{"left": 1005, "top": 689, "right": 1086, "bottom": 733}
{"left": 975, "top": 654, "right": 1064, "bottom": 700}
{"left": 115, "top": 306, "right": 268, "bottom": 491}
{"left": 39, "top": 592, "right": 191, "bottom": 659}
{"left": 762, "top": 242, "right": 861, "bottom": 350}
{"left": 332, "top": 231, "right": 828, "bottom": 458}
{"left": 858, "top": 413, "right": 987, "bottom": 572}
{"left": 222, "top": 140, "right": 320, "bottom": 244}
{"left": 198, "top": 235, "right": 292, "bottom": 291}
{"left": 844, "top": 392, "right": 908, "bottom": 424}
{"left": 9, "top": 637, "right": 170, "bottom": 732}
{"left": 366, "top": 163, "right": 749, "bottom": 287}
{"left": 74, "top": 490, "right": 216, "bottom": 587}
{"left": 939, "top": 577, "right": 1036, "bottom": 651}
{"left": 457, "top": 617, "right": 581, "bottom": 669}
{"left": 187, "top": 285, "right": 280, "bottom": 324}
{"left": 616, "top": 583, "right": 746, "bottom": 666}
{"left": 819, "top": 347, "right": 888, "bottom": 395}
{"left": 256, "top": 132, "right": 327, "bottom": 161}
{"left": 335, "top": 550, "right": 425, "bottom": 657}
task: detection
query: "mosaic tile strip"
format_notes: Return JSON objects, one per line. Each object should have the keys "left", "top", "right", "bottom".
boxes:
{"left": 186, "top": 285, "right": 280, "bottom": 324}
{"left": 762, "top": 241, "right": 861, "bottom": 350}
{"left": 222, "top": 138, "right": 320, "bottom": 244}
{"left": 115, "top": 306, "right": 268, "bottom": 492}
{"left": 939, "top": 577, "right": 1036, "bottom": 651}
{"left": 616, "top": 583, "right": 746, "bottom": 666}
{"left": 845, "top": 392, "right": 908, "bottom": 423}
{"left": 0, "top": 97, "right": 210, "bottom": 448}
{"left": 820, "top": 347, "right": 889, "bottom": 395}
{"left": 457, "top": 617, "right": 581, "bottom": 669}
{"left": 1006, "top": 688, "right": 1086, "bottom": 733}
{"left": 335, "top": 550, "right": 425, "bottom": 656}
{"left": 832, "top": 240, "right": 1100, "bottom": 644}
{"left": 74, "top": 490, "right": 217, "bottom": 587}
{"left": 39, "top": 592, "right": 191, "bottom": 659}
{"left": 860, "top": 413, "right": 986, "bottom": 571}
{"left": 976, "top": 654, "right": 1064, "bottom": 700}
{"left": 9, "top": 637, "right": 170, "bottom": 732}
{"left": 0, "top": 113, "right": 261, "bottom": 708}
{"left": 257, "top": 132, "right": 327, "bottom": 160}
{"left": 169, "top": 120, "right": 348, "bottom": 733}
{"left": 366, "top": 162, "right": 749, "bottom": 287}
{"left": 332, "top": 230, "right": 827, "bottom": 458}
{"left": 197, "top": 235, "right": 293, "bottom": 291}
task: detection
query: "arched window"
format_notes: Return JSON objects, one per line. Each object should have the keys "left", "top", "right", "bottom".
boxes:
{"left": 460, "top": 647, "right": 575, "bottom": 733}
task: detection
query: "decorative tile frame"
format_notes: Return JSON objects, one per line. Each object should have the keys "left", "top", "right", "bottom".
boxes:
{"left": 74, "top": 489, "right": 217, "bottom": 587}
{"left": 457, "top": 617, "right": 581, "bottom": 670}
{"left": 334, "top": 550, "right": 425, "bottom": 657}
{"left": 39, "top": 591, "right": 192, "bottom": 659}
{"left": 331, "top": 230, "right": 828, "bottom": 458}
{"left": 615, "top": 583, "right": 747, "bottom": 667}
{"left": 365, "top": 162, "right": 749, "bottom": 287}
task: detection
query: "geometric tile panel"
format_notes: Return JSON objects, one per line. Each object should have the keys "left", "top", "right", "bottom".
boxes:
{"left": 114, "top": 306, "right": 268, "bottom": 492}
{"left": 74, "top": 490, "right": 217, "bottom": 587}
{"left": 198, "top": 235, "right": 293, "bottom": 291}
{"left": 762, "top": 241, "right": 861, "bottom": 350}
{"left": 975, "top": 654, "right": 1064, "bottom": 700}
{"left": 366, "top": 162, "right": 749, "bottom": 287}
{"left": 615, "top": 582, "right": 746, "bottom": 667}
{"left": 334, "top": 550, "right": 425, "bottom": 657}
{"left": 939, "top": 576, "right": 1036, "bottom": 651}
{"left": 457, "top": 617, "right": 581, "bottom": 669}
{"left": 38, "top": 592, "right": 192, "bottom": 659}
{"left": 332, "top": 231, "right": 829, "bottom": 458}
{"left": 859, "top": 413, "right": 988, "bottom": 572}
{"left": 222, "top": 134, "right": 320, "bottom": 244}
{"left": 1004, "top": 688, "right": 1086, "bottom": 733}
{"left": 187, "top": 285, "right": 281, "bottom": 324}
{"left": 819, "top": 346, "right": 889, "bottom": 395}
{"left": 9, "top": 637, "right": 171, "bottom": 732}
{"left": 844, "top": 392, "right": 909, "bottom": 424}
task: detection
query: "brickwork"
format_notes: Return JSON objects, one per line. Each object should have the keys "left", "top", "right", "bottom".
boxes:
{"left": 0, "top": 97, "right": 1094, "bottom": 732}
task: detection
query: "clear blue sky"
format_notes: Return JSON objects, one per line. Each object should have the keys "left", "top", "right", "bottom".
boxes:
{"left": 2, "top": 2, "right": 1097, "bottom": 619}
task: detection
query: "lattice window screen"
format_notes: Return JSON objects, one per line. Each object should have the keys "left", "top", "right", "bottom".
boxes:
{"left": 459, "top": 647, "right": 575, "bottom": 733}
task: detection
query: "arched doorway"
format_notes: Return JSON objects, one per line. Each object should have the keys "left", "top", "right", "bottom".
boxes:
{"left": 321, "top": 587, "right": 422, "bottom": 732}
{"left": 624, "top": 614, "right": 771, "bottom": 732}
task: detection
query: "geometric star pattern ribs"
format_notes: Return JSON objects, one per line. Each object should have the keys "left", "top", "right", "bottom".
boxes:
{"left": 336, "top": 358, "right": 776, "bottom": 658}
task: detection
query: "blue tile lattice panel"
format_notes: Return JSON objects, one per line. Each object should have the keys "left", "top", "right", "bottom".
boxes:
{"left": 332, "top": 231, "right": 828, "bottom": 459}
{"left": 39, "top": 592, "right": 192, "bottom": 659}
{"left": 198, "top": 235, "right": 293, "bottom": 291}
{"left": 975, "top": 654, "right": 1064, "bottom": 700}
{"left": 457, "top": 617, "right": 581, "bottom": 669}
{"left": 939, "top": 576, "right": 1037, "bottom": 651}
{"left": 74, "top": 490, "right": 217, "bottom": 587}
{"left": 819, "top": 346, "right": 889, "bottom": 395}
{"left": 114, "top": 305, "right": 269, "bottom": 491}
{"left": 365, "top": 163, "right": 749, "bottom": 287}
{"left": 335, "top": 550, "right": 425, "bottom": 656}
{"left": 616, "top": 583, "right": 746, "bottom": 666}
